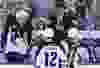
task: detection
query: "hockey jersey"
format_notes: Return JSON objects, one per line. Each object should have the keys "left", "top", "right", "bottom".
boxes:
{"left": 35, "top": 46, "right": 67, "bottom": 68}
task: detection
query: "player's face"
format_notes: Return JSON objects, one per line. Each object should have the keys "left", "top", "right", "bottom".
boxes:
{"left": 16, "top": 10, "right": 29, "bottom": 24}
{"left": 68, "top": 27, "right": 79, "bottom": 42}
{"left": 16, "top": 16, "right": 29, "bottom": 25}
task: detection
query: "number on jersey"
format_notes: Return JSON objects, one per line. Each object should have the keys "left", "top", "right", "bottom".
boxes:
{"left": 44, "top": 52, "right": 57, "bottom": 67}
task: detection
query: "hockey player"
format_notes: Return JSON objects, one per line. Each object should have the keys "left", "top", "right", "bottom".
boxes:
{"left": 30, "top": 17, "right": 67, "bottom": 68}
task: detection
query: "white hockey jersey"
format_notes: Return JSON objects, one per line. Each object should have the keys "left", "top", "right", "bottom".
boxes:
{"left": 35, "top": 46, "right": 67, "bottom": 68}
